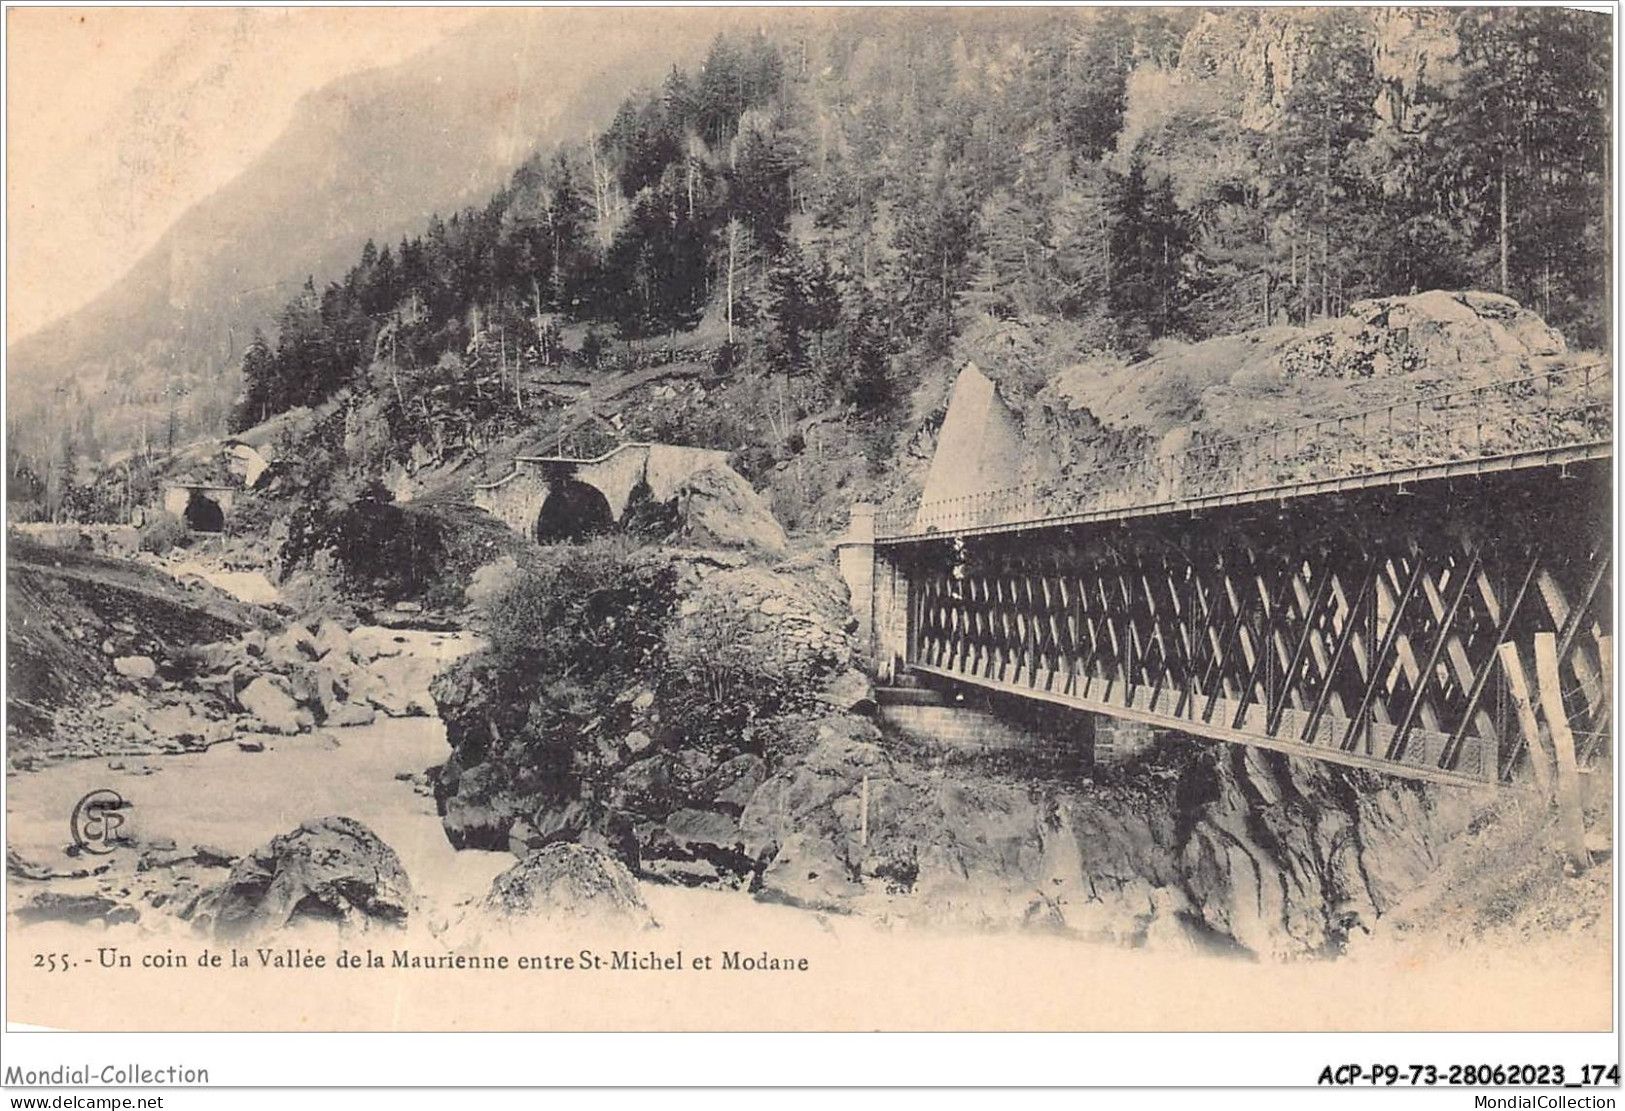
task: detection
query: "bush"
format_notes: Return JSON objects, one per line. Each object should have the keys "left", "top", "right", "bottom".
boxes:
{"left": 487, "top": 538, "right": 677, "bottom": 679}
{"left": 620, "top": 479, "right": 682, "bottom": 543}
{"left": 439, "top": 539, "right": 682, "bottom": 813}
{"left": 285, "top": 478, "right": 447, "bottom": 603}
{"left": 658, "top": 586, "right": 834, "bottom": 757}
{"left": 138, "top": 511, "right": 189, "bottom": 554}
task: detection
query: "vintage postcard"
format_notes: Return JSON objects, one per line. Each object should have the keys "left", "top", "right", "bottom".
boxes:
{"left": 2, "top": 3, "right": 1614, "bottom": 1054}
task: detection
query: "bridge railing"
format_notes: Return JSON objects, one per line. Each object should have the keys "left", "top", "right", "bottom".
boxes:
{"left": 877, "top": 362, "right": 1611, "bottom": 539}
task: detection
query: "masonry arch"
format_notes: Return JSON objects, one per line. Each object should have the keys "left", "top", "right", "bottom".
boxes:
{"left": 184, "top": 490, "right": 225, "bottom": 533}
{"left": 534, "top": 479, "right": 614, "bottom": 543}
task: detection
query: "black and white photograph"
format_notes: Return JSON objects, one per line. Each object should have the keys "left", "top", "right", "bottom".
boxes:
{"left": 0, "top": 1, "right": 1616, "bottom": 1090}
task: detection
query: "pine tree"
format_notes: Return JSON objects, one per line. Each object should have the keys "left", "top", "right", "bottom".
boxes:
{"left": 765, "top": 248, "right": 811, "bottom": 377}
{"left": 730, "top": 125, "right": 795, "bottom": 258}
{"left": 1265, "top": 9, "right": 1381, "bottom": 321}
{"left": 1435, "top": 7, "right": 1610, "bottom": 342}
{"left": 232, "top": 330, "right": 277, "bottom": 432}
{"left": 1108, "top": 156, "right": 1193, "bottom": 343}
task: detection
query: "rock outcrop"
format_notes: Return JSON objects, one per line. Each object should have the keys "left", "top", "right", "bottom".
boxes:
{"left": 739, "top": 727, "right": 1461, "bottom": 957}
{"left": 432, "top": 545, "right": 859, "bottom": 869}
{"left": 669, "top": 563, "right": 855, "bottom": 695}
{"left": 672, "top": 463, "right": 790, "bottom": 555}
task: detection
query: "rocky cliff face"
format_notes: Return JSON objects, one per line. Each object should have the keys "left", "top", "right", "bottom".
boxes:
{"left": 1370, "top": 8, "right": 1462, "bottom": 131}
{"left": 739, "top": 725, "right": 1462, "bottom": 960}
{"left": 1172, "top": 8, "right": 1461, "bottom": 133}
{"left": 430, "top": 546, "right": 862, "bottom": 869}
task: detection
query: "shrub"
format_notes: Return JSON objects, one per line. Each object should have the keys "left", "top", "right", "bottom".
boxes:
{"left": 320, "top": 480, "right": 444, "bottom": 602}
{"left": 658, "top": 592, "right": 829, "bottom": 757}
{"left": 487, "top": 538, "right": 677, "bottom": 680}
{"left": 138, "top": 511, "right": 189, "bottom": 554}
{"left": 441, "top": 539, "right": 682, "bottom": 810}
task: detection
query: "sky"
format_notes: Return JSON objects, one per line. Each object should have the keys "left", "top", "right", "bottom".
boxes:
{"left": 6, "top": 7, "right": 482, "bottom": 341}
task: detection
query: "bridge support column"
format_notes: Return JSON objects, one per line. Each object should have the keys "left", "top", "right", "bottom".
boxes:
{"left": 1093, "top": 717, "right": 1158, "bottom": 766}
{"left": 833, "top": 504, "right": 876, "bottom": 654}
{"left": 872, "top": 546, "right": 910, "bottom": 684}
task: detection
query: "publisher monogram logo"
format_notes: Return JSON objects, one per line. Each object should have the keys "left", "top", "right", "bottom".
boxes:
{"left": 70, "top": 788, "right": 129, "bottom": 855}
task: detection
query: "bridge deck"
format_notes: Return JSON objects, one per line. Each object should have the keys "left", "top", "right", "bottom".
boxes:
{"left": 908, "top": 663, "right": 1499, "bottom": 788}
{"left": 878, "top": 440, "right": 1611, "bottom": 546}
{"left": 875, "top": 451, "right": 1611, "bottom": 789}
{"left": 877, "top": 363, "right": 1610, "bottom": 544}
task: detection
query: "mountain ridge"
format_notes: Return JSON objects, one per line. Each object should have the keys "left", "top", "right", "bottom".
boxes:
{"left": 7, "top": 8, "right": 733, "bottom": 460}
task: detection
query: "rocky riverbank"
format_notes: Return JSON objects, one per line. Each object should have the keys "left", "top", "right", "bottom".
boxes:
{"left": 7, "top": 533, "right": 1608, "bottom": 967}
{"left": 423, "top": 536, "right": 1533, "bottom": 961}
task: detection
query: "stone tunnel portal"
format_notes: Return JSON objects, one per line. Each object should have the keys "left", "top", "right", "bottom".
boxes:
{"left": 184, "top": 490, "right": 225, "bottom": 533}
{"left": 534, "top": 478, "right": 615, "bottom": 543}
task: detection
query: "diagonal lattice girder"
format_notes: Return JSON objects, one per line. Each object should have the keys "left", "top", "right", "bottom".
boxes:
{"left": 890, "top": 457, "right": 1611, "bottom": 787}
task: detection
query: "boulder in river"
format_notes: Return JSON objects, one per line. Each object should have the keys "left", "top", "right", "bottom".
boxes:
{"left": 362, "top": 654, "right": 437, "bottom": 717}
{"left": 16, "top": 892, "right": 140, "bottom": 927}
{"left": 199, "top": 816, "right": 412, "bottom": 938}
{"left": 311, "top": 619, "right": 352, "bottom": 662}
{"left": 482, "top": 843, "right": 654, "bottom": 928}
{"left": 264, "top": 626, "right": 321, "bottom": 668}
{"left": 324, "top": 701, "right": 378, "bottom": 728}
{"left": 237, "top": 676, "right": 303, "bottom": 735}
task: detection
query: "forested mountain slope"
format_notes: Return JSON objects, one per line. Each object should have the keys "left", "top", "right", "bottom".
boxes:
{"left": 13, "top": 7, "right": 1609, "bottom": 532}
{"left": 6, "top": 8, "right": 733, "bottom": 505}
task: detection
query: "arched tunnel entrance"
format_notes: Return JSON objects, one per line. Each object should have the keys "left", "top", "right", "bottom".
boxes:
{"left": 184, "top": 490, "right": 225, "bottom": 533}
{"left": 534, "top": 479, "right": 614, "bottom": 543}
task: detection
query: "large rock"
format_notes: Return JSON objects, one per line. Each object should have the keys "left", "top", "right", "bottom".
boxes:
{"left": 651, "top": 807, "right": 753, "bottom": 883}
{"left": 311, "top": 619, "right": 352, "bottom": 662}
{"left": 611, "top": 755, "right": 674, "bottom": 815}
{"left": 697, "top": 753, "right": 768, "bottom": 815}
{"left": 16, "top": 892, "right": 140, "bottom": 927}
{"left": 668, "top": 566, "right": 855, "bottom": 701}
{"left": 147, "top": 702, "right": 227, "bottom": 749}
{"left": 673, "top": 463, "right": 789, "bottom": 555}
{"left": 324, "top": 702, "right": 377, "bottom": 728}
{"left": 664, "top": 808, "right": 744, "bottom": 854}
{"left": 237, "top": 676, "right": 303, "bottom": 735}
{"left": 286, "top": 663, "right": 341, "bottom": 717}
{"left": 482, "top": 843, "right": 654, "bottom": 928}
{"left": 507, "top": 800, "right": 594, "bottom": 858}
{"left": 349, "top": 627, "right": 408, "bottom": 663}
{"left": 225, "top": 442, "right": 273, "bottom": 488}
{"left": 438, "top": 760, "right": 523, "bottom": 851}
{"left": 263, "top": 626, "right": 321, "bottom": 668}
{"left": 816, "top": 669, "right": 876, "bottom": 716}
{"left": 113, "top": 655, "right": 158, "bottom": 680}
{"left": 199, "top": 816, "right": 412, "bottom": 938}
{"left": 362, "top": 655, "right": 437, "bottom": 717}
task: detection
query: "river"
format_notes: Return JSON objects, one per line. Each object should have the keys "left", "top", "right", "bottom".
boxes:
{"left": 4, "top": 627, "right": 847, "bottom": 942}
